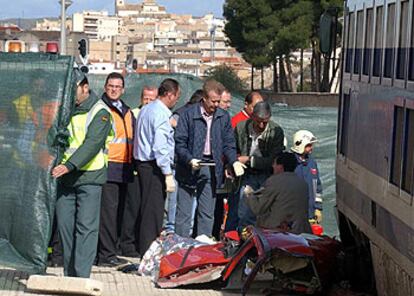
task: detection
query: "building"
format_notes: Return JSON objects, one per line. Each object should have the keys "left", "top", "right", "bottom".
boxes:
{"left": 72, "top": 11, "right": 121, "bottom": 41}
{"left": 198, "top": 36, "right": 229, "bottom": 58}
{"left": 111, "top": 35, "right": 129, "bottom": 68}
{"left": 115, "top": 0, "right": 167, "bottom": 18}
{"left": 34, "top": 18, "right": 72, "bottom": 32}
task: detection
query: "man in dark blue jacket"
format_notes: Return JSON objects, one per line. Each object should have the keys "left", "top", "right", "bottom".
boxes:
{"left": 174, "top": 80, "right": 246, "bottom": 237}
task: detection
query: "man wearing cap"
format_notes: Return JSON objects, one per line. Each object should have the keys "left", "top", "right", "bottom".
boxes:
{"left": 51, "top": 71, "right": 113, "bottom": 278}
{"left": 233, "top": 101, "right": 285, "bottom": 229}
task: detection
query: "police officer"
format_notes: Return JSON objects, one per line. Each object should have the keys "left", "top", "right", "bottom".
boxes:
{"left": 51, "top": 71, "right": 112, "bottom": 278}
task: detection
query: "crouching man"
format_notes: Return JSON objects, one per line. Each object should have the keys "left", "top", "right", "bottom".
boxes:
{"left": 245, "top": 152, "right": 312, "bottom": 234}
{"left": 51, "top": 71, "right": 113, "bottom": 277}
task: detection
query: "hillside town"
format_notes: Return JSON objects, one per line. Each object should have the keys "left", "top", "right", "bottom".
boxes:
{"left": 0, "top": 0, "right": 251, "bottom": 78}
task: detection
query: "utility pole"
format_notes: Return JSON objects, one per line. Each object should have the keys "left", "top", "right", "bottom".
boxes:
{"left": 210, "top": 24, "right": 216, "bottom": 63}
{"left": 59, "top": 0, "right": 72, "bottom": 54}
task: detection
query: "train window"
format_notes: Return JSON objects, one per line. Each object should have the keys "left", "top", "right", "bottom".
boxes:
{"left": 363, "top": 8, "right": 374, "bottom": 76}
{"left": 373, "top": 6, "right": 383, "bottom": 77}
{"left": 402, "top": 109, "right": 414, "bottom": 194}
{"left": 391, "top": 106, "right": 414, "bottom": 194}
{"left": 345, "top": 12, "right": 355, "bottom": 73}
{"left": 384, "top": 3, "right": 396, "bottom": 78}
{"left": 354, "top": 11, "right": 364, "bottom": 74}
{"left": 409, "top": 5, "right": 414, "bottom": 81}
{"left": 391, "top": 106, "right": 404, "bottom": 186}
{"left": 340, "top": 94, "right": 351, "bottom": 156}
{"left": 396, "top": 1, "right": 409, "bottom": 80}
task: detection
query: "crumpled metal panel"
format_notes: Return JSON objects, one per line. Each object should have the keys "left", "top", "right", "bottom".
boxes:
{"left": 157, "top": 242, "right": 231, "bottom": 288}
{"left": 157, "top": 265, "right": 226, "bottom": 288}
{"left": 222, "top": 227, "right": 341, "bottom": 295}
{"left": 259, "top": 229, "right": 314, "bottom": 257}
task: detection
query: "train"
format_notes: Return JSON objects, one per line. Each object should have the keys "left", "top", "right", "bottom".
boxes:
{"left": 337, "top": 0, "right": 414, "bottom": 294}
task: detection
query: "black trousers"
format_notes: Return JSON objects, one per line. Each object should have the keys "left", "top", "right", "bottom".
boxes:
{"left": 136, "top": 160, "right": 166, "bottom": 255}
{"left": 212, "top": 195, "right": 224, "bottom": 240}
{"left": 98, "top": 182, "right": 127, "bottom": 261}
{"left": 119, "top": 174, "right": 141, "bottom": 256}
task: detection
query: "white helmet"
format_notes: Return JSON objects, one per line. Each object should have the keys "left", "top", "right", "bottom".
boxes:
{"left": 291, "top": 130, "right": 318, "bottom": 154}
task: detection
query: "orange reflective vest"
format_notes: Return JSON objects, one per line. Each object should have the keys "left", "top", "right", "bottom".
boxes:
{"left": 108, "top": 109, "right": 134, "bottom": 163}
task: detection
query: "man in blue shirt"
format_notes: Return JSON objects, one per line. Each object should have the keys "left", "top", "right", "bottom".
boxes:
{"left": 134, "top": 78, "right": 180, "bottom": 255}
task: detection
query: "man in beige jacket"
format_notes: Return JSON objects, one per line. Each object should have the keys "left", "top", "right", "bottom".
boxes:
{"left": 246, "top": 152, "right": 312, "bottom": 234}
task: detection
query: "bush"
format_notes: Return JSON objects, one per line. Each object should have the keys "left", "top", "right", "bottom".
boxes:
{"left": 205, "top": 65, "right": 247, "bottom": 93}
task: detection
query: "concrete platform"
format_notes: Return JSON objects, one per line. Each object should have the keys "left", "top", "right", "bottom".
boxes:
{"left": 0, "top": 264, "right": 268, "bottom": 296}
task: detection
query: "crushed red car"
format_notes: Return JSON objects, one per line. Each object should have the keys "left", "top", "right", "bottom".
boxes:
{"left": 154, "top": 226, "right": 341, "bottom": 294}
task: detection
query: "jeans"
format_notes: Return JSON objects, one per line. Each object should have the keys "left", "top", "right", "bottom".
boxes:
{"left": 175, "top": 166, "right": 216, "bottom": 237}
{"left": 238, "top": 174, "right": 269, "bottom": 228}
{"left": 164, "top": 170, "right": 177, "bottom": 233}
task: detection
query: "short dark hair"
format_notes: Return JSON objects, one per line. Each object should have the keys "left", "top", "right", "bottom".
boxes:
{"left": 274, "top": 152, "right": 298, "bottom": 172}
{"left": 79, "top": 77, "right": 89, "bottom": 87}
{"left": 189, "top": 89, "right": 204, "bottom": 104}
{"left": 158, "top": 78, "right": 180, "bottom": 96}
{"left": 105, "top": 72, "right": 124, "bottom": 87}
{"left": 245, "top": 91, "right": 262, "bottom": 104}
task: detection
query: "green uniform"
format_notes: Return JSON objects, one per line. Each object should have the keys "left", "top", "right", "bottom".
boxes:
{"left": 56, "top": 91, "right": 112, "bottom": 278}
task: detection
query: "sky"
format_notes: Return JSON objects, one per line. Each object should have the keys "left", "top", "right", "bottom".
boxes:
{"left": 1, "top": 0, "right": 225, "bottom": 19}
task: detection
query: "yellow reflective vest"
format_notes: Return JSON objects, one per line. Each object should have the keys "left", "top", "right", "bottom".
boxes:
{"left": 62, "top": 100, "right": 113, "bottom": 171}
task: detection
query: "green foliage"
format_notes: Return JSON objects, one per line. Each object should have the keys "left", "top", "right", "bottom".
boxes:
{"left": 223, "top": 0, "right": 343, "bottom": 92}
{"left": 205, "top": 65, "right": 247, "bottom": 93}
{"left": 224, "top": 0, "right": 273, "bottom": 67}
{"left": 224, "top": 0, "right": 317, "bottom": 63}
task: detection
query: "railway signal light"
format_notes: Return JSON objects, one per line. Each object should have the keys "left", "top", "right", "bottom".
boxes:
{"left": 78, "top": 39, "right": 88, "bottom": 58}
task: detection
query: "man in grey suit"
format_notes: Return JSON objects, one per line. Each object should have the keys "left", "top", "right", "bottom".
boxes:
{"left": 245, "top": 152, "right": 312, "bottom": 234}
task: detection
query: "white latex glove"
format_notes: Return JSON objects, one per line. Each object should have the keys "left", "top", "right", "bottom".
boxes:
{"left": 243, "top": 185, "right": 254, "bottom": 197}
{"left": 190, "top": 159, "right": 201, "bottom": 170}
{"left": 233, "top": 161, "right": 247, "bottom": 177}
{"left": 165, "top": 174, "right": 176, "bottom": 193}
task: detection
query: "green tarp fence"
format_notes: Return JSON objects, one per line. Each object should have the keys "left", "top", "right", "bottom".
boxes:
{"left": 0, "top": 53, "right": 75, "bottom": 273}
{"left": 88, "top": 73, "right": 204, "bottom": 111}
{"left": 87, "top": 73, "right": 245, "bottom": 114}
{"left": 0, "top": 55, "right": 238, "bottom": 273}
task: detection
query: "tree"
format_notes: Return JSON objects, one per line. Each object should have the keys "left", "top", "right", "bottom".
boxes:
{"left": 223, "top": 0, "right": 343, "bottom": 92}
{"left": 268, "top": 0, "right": 313, "bottom": 91}
{"left": 309, "top": 0, "right": 343, "bottom": 92}
{"left": 205, "top": 65, "right": 247, "bottom": 93}
{"left": 224, "top": 0, "right": 314, "bottom": 92}
{"left": 224, "top": 0, "right": 273, "bottom": 89}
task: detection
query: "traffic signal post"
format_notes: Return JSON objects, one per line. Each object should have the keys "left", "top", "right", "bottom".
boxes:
{"left": 78, "top": 38, "right": 89, "bottom": 73}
